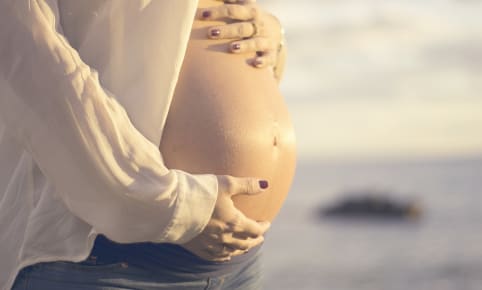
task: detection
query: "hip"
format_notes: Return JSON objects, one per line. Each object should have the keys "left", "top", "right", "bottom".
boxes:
{"left": 12, "top": 235, "right": 264, "bottom": 290}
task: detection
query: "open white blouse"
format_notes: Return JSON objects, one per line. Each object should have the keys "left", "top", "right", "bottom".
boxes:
{"left": 0, "top": 1, "right": 221, "bottom": 289}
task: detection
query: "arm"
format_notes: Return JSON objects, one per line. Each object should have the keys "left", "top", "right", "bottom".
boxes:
{"left": 0, "top": 0, "right": 218, "bottom": 244}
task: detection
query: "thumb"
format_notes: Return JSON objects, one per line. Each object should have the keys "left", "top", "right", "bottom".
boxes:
{"left": 218, "top": 175, "right": 269, "bottom": 197}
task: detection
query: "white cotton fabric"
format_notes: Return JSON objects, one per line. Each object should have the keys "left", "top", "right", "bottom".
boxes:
{"left": 0, "top": 1, "right": 219, "bottom": 289}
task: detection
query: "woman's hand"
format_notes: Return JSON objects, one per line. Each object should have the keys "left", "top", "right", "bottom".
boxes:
{"left": 181, "top": 175, "right": 271, "bottom": 262}
{"left": 197, "top": 0, "right": 285, "bottom": 77}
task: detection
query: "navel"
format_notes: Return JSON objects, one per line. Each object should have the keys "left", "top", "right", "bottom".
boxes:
{"left": 271, "top": 122, "right": 280, "bottom": 148}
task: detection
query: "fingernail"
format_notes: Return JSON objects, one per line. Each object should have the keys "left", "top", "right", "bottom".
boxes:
{"left": 232, "top": 43, "right": 241, "bottom": 51}
{"left": 210, "top": 29, "right": 221, "bottom": 37}
{"left": 259, "top": 180, "right": 269, "bottom": 189}
{"left": 202, "top": 10, "right": 211, "bottom": 18}
{"left": 254, "top": 58, "right": 263, "bottom": 67}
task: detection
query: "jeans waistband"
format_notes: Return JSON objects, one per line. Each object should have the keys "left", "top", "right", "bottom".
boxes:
{"left": 89, "top": 235, "right": 261, "bottom": 277}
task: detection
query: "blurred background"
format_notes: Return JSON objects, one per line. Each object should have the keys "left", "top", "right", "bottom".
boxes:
{"left": 260, "top": 0, "right": 482, "bottom": 289}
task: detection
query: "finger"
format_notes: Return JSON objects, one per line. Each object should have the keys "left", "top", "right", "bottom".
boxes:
{"left": 252, "top": 50, "right": 277, "bottom": 68}
{"left": 229, "top": 177, "right": 266, "bottom": 196}
{"left": 207, "top": 22, "right": 256, "bottom": 39}
{"left": 230, "top": 244, "right": 261, "bottom": 258}
{"left": 223, "top": 235, "right": 264, "bottom": 251}
{"left": 230, "top": 249, "right": 247, "bottom": 257}
{"left": 230, "top": 213, "right": 271, "bottom": 238}
{"left": 230, "top": 37, "right": 278, "bottom": 54}
{"left": 203, "top": 219, "right": 227, "bottom": 235}
{"left": 232, "top": 225, "right": 267, "bottom": 239}
{"left": 217, "top": 175, "right": 268, "bottom": 197}
{"left": 181, "top": 242, "right": 231, "bottom": 262}
{"left": 198, "top": 5, "right": 259, "bottom": 21}
{"left": 205, "top": 243, "right": 233, "bottom": 258}
{"left": 200, "top": 249, "right": 232, "bottom": 262}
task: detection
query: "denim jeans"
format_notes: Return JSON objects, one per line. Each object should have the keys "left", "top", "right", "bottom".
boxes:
{"left": 12, "top": 238, "right": 263, "bottom": 290}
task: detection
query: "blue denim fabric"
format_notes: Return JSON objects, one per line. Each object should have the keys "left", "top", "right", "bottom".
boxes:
{"left": 11, "top": 245, "right": 263, "bottom": 290}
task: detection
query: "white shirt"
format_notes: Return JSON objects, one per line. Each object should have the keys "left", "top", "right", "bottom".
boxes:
{"left": 0, "top": 1, "right": 219, "bottom": 289}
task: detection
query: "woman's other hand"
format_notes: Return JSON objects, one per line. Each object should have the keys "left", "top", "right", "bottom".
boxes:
{"left": 197, "top": 0, "right": 285, "bottom": 79}
{"left": 181, "top": 175, "right": 271, "bottom": 262}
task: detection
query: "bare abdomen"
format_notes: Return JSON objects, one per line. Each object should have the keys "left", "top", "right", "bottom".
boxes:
{"left": 159, "top": 4, "right": 296, "bottom": 221}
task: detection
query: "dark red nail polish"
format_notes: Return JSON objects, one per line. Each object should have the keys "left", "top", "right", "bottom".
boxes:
{"left": 232, "top": 43, "right": 241, "bottom": 51}
{"left": 202, "top": 10, "right": 211, "bottom": 18}
{"left": 259, "top": 180, "right": 269, "bottom": 189}
{"left": 210, "top": 29, "right": 221, "bottom": 37}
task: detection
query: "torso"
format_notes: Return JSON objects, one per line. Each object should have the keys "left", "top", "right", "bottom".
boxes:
{"left": 159, "top": 0, "right": 296, "bottom": 221}
{"left": 58, "top": 0, "right": 296, "bottom": 222}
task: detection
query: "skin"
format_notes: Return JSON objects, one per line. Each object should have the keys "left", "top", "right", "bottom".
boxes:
{"left": 201, "top": 0, "right": 287, "bottom": 81}
{"left": 160, "top": 0, "right": 297, "bottom": 260}
{"left": 57, "top": 0, "right": 292, "bottom": 262}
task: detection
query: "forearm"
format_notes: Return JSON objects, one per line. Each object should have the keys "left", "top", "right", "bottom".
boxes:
{"left": 0, "top": 0, "right": 218, "bottom": 244}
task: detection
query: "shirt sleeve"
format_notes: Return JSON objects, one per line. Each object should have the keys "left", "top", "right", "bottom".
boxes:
{"left": 0, "top": 0, "right": 218, "bottom": 244}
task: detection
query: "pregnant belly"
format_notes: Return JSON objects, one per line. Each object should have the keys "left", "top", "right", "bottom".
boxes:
{"left": 159, "top": 6, "right": 296, "bottom": 221}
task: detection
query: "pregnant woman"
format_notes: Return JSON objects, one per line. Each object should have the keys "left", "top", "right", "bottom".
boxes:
{"left": 0, "top": 1, "right": 295, "bottom": 289}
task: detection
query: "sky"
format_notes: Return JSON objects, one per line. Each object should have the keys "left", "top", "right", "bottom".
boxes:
{"left": 262, "top": 0, "right": 482, "bottom": 161}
